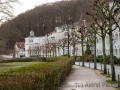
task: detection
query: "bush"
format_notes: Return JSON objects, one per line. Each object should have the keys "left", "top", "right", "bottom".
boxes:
{"left": 96, "top": 58, "right": 100, "bottom": 62}
{"left": 20, "top": 55, "right": 25, "bottom": 58}
{"left": 99, "top": 58, "right": 103, "bottom": 62}
{"left": 92, "top": 58, "right": 94, "bottom": 62}
{"left": 0, "top": 57, "right": 73, "bottom": 90}
{"left": 96, "top": 55, "right": 103, "bottom": 62}
{"left": 85, "top": 44, "right": 92, "bottom": 55}
{"left": 76, "top": 56, "right": 81, "bottom": 62}
{"left": 0, "top": 57, "right": 48, "bottom": 63}
{"left": 61, "top": 54, "right": 68, "bottom": 56}
{"left": 105, "top": 55, "right": 120, "bottom": 64}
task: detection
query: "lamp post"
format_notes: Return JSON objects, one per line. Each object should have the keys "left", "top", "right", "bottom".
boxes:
{"left": 56, "top": 16, "right": 75, "bottom": 58}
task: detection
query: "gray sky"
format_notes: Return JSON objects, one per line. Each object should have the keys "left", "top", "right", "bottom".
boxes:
{"left": 13, "top": 0, "right": 60, "bottom": 16}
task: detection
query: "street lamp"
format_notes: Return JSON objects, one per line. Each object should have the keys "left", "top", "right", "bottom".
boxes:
{"left": 56, "top": 16, "right": 75, "bottom": 58}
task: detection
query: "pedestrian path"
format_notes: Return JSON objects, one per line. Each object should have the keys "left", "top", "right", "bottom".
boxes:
{"left": 58, "top": 65, "right": 117, "bottom": 90}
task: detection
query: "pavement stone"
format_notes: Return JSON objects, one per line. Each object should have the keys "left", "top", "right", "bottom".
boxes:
{"left": 58, "top": 65, "right": 117, "bottom": 90}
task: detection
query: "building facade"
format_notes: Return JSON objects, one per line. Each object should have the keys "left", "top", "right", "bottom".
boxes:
{"left": 16, "top": 25, "right": 120, "bottom": 58}
{"left": 24, "top": 26, "right": 87, "bottom": 57}
{"left": 96, "top": 29, "right": 120, "bottom": 58}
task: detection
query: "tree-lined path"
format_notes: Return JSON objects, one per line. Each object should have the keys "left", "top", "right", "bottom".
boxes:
{"left": 58, "top": 65, "right": 117, "bottom": 90}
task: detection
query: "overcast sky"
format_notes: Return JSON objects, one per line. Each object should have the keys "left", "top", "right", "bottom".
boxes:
{"left": 13, "top": 0, "right": 60, "bottom": 16}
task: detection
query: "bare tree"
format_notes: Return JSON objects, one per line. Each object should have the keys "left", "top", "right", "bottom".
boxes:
{"left": 0, "top": 0, "right": 20, "bottom": 24}
{"left": 59, "top": 38, "right": 67, "bottom": 55}
{"left": 88, "top": 23, "right": 98, "bottom": 69}
{"left": 70, "top": 31, "right": 79, "bottom": 64}
{"left": 86, "top": 0, "right": 120, "bottom": 81}
{"left": 76, "top": 19, "right": 88, "bottom": 67}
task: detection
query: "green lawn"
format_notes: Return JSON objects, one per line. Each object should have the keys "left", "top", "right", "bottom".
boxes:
{"left": 0, "top": 62, "right": 40, "bottom": 74}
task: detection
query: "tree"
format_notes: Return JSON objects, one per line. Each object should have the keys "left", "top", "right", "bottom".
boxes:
{"left": 0, "top": 0, "right": 20, "bottom": 24}
{"left": 0, "top": 0, "right": 94, "bottom": 52}
{"left": 79, "top": 26, "right": 87, "bottom": 67}
{"left": 59, "top": 38, "right": 67, "bottom": 55}
{"left": 85, "top": 39, "right": 92, "bottom": 55}
{"left": 0, "top": 0, "right": 20, "bottom": 54}
{"left": 88, "top": 23, "right": 98, "bottom": 69}
{"left": 76, "top": 18, "right": 88, "bottom": 67}
{"left": 70, "top": 30, "right": 79, "bottom": 64}
{"left": 86, "top": 1, "right": 108, "bottom": 74}
{"left": 87, "top": 0, "right": 120, "bottom": 81}
{"left": 106, "top": 0, "right": 120, "bottom": 81}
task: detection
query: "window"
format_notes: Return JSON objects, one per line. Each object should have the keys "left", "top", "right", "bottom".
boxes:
{"left": 115, "top": 33, "right": 118, "bottom": 41}
{"left": 96, "top": 38, "right": 98, "bottom": 43}
{"left": 29, "top": 39, "right": 33, "bottom": 42}
{"left": 98, "top": 38, "right": 101, "bottom": 43}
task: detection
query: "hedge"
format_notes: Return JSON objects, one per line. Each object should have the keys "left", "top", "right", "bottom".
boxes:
{"left": 1, "top": 57, "right": 49, "bottom": 63}
{"left": 0, "top": 57, "right": 73, "bottom": 90}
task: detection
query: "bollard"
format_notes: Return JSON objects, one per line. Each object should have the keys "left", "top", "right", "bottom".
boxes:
{"left": 118, "top": 74, "right": 120, "bottom": 87}
{"left": 101, "top": 62, "right": 102, "bottom": 71}
{"left": 108, "top": 68, "right": 110, "bottom": 77}
{"left": 89, "top": 61, "right": 90, "bottom": 68}
{"left": 79, "top": 59, "right": 80, "bottom": 66}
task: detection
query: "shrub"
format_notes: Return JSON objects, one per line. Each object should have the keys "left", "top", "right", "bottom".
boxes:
{"left": 92, "top": 58, "right": 94, "bottom": 62}
{"left": 20, "top": 55, "right": 25, "bottom": 58}
{"left": 0, "top": 57, "right": 73, "bottom": 90}
{"left": 61, "top": 54, "right": 68, "bottom": 56}
{"left": 76, "top": 56, "right": 81, "bottom": 62}
{"left": 96, "top": 58, "right": 99, "bottom": 62}
{"left": 85, "top": 44, "right": 92, "bottom": 55}
{"left": 99, "top": 58, "right": 103, "bottom": 62}
{"left": 0, "top": 57, "right": 47, "bottom": 63}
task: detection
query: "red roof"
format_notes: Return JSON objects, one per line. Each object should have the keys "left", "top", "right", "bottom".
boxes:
{"left": 15, "top": 42, "right": 25, "bottom": 49}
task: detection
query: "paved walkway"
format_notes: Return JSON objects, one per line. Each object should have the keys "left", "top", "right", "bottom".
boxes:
{"left": 58, "top": 65, "right": 117, "bottom": 90}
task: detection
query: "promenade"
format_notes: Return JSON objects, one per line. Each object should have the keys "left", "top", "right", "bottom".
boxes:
{"left": 58, "top": 65, "right": 117, "bottom": 90}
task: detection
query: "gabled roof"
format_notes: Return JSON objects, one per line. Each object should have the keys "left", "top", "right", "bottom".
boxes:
{"left": 15, "top": 42, "right": 25, "bottom": 49}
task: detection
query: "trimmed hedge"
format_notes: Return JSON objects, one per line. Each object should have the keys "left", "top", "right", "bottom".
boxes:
{"left": 1, "top": 57, "right": 48, "bottom": 63}
{"left": 0, "top": 57, "right": 73, "bottom": 90}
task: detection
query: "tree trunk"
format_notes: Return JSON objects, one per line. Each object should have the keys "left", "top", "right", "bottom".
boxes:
{"left": 102, "top": 36, "right": 107, "bottom": 74}
{"left": 63, "top": 47, "right": 65, "bottom": 55}
{"left": 40, "top": 49, "right": 41, "bottom": 57}
{"left": 50, "top": 49, "right": 51, "bottom": 57}
{"left": 53, "top": 49, "right": 54, "bottom": 57}
{"left": 109, "top": 30, "right": 116, "bottom": 81}
{"left": 13, "top": 49, "right": 15, "bottom": 59}
{"left": 55, "top": 47, "right": 57, "bottom": 56}
{"left": 94, "top": 37, "right": 97, "bottom": 69}
{"left": 46, "top": 48, "right": 47, "bottom": 57}
{"left": 81, "top": 38, "right": 84, "bottom": 67}
{"left": 73, "top": 45, "right": 76, "bottom": 65}
{"left": 58, "top": 47, "right": 59, "bottom": 56}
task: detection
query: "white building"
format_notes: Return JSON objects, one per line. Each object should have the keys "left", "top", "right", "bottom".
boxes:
{"left": 17, "top": 23, "right": 120, "bottom": 58}
{"left": 16, "top": 23, "right": 120, "bottom": 58}
{"left": 96, "top": 29, "right": 120, "bottom": 58}
{"left": 24, "top": 25, "right": 87, "bottom": 57}
{"left": 25, "top": 30, "right": 45, "bottom": 57}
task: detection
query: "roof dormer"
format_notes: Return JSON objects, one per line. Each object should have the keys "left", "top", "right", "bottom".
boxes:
{"left": 30, "top": 30, "right": 34, "bottom": 37}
